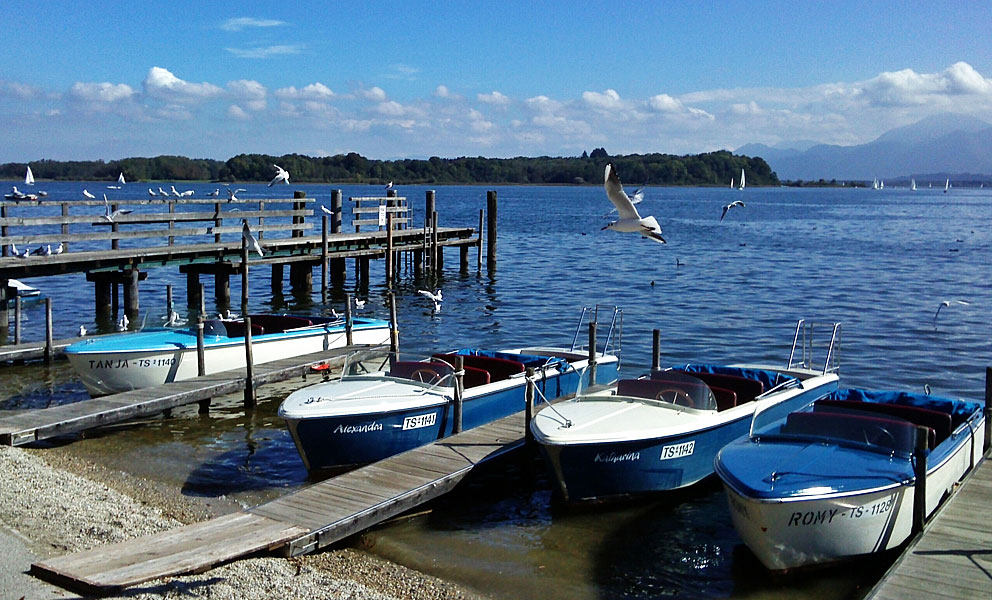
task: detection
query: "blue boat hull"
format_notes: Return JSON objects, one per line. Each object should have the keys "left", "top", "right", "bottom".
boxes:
{"left": 289, "top": 358, "right": 618, "bottom": 472}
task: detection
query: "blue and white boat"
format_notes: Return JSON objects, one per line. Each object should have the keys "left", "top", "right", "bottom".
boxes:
{"left": 279, "top": 345, "right": 621, "bottom": 472}
{"left": 530, "top": 320, "right": 841, "bottom": 502}
{"left": 715, "top": 387, "right": 986, "bottom": 571}
{"left": 66, "top": 314, "right": 391, "bottom": 396}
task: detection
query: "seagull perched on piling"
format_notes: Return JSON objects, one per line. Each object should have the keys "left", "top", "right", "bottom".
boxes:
{"left": 320, "top": 205, "right": 334, "bottom": 216}
{"left": 385, "top": 181, "right": 393, "bottom": 191}
{"left": 933, "top": 300, "right": 970, "bottom": 330}
{"left": 228, "top": 188, "right": 247, "bottom": 202}
{"left": 102, "top": 193, "right": 132, "bottom": 222}
{"left": 83, "top": 189, "right": 96, "bottom": 199}
{"left": 269, "top": 164, "right": 290, "bottom": 186}
{"left": 720, "top": 200, "right": 746, "bottom": 222}
{"left": 242, "top": 221, "right": 265, "bottom": 257}
{"left": 602, "top": 164, "right": 666, "bottom": 244}
{"left": 30, "top": 244, "right": 52, "bottom": 256}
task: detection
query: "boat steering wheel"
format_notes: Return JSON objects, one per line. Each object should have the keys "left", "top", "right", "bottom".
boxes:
{"left": 863, "top": 425, "right": 897, "bottom": 448}
{"left": 410, "top": 369, "right": 442, "bottom": 384}
{"left": 656, "top": 388, "right": 694, "bottom": 408}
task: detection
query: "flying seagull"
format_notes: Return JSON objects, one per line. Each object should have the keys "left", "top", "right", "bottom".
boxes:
{"left": 83, "top": 189, "right": 96, "bottom": 199}
{"left": 418, "top": 289, "right": 443, "bottom": 311}
{"left": 102, "top": 193, "right": 133, "bottom": 222}
{"left": 385, "top": 181, "right": 393, "bottom": 190}
{"left": 933, "top": 300, "right": 970, "bottom": 330}
{"left": 228, "top": 188, "right": 247, "bottom": 202}
{"left": 242, "top": 221, "right": 265, "bottom": 257}
{"left": 602, "top": 183, "right": 644, "bottom": 218}
{"left": 269, "top": 164, "right": 290, "bottom": 186}
{"left": 720, "top": 200, "right": 746, "bottom": 222}
{"left": 602, "top": 164, "right": 666, "bottom": 244}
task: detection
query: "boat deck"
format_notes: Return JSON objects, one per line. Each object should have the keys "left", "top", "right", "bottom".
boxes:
{"left": 867, "top": 455, "right": 992, "bottom": 600}
{"left": 28, "top": 399, "right": 567, "bottom": 594}
{"left": 0, "top": 345, "right": 365, "bottom": 446}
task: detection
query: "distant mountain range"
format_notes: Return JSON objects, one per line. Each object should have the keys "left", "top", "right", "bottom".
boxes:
{"left": 738, "top": 113, "right": 992, "bottom": 181}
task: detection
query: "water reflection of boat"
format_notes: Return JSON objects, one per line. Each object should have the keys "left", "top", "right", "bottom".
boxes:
{"left": 715, "top": 387, "right": 985, "bottom": 571}
{"left": 65, "top": 314, "right": 391, "bottom": 396}
{"left": 530, "top": 320, "right": 840, "bottom": 502}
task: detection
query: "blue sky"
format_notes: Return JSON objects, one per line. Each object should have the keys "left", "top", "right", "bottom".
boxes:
{"left": 1, "top": 0, "right": 990, "bottom": 162}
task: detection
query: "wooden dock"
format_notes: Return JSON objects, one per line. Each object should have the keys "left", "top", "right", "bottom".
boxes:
{"left": 0, "top": 334, "right": 86, "bottom": 362}
{"left": 31, "top": 409, "right": 533, "bottom": 594}
{"left": 867, "top": 456, "right": 992, "bottom": 600}
{"left": 0, "top": 345, "right": 363, "bottom": 446}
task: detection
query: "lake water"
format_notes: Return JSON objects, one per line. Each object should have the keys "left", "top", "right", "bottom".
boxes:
{"left": 2, "top": 181, "right": 990, "bottom": 598}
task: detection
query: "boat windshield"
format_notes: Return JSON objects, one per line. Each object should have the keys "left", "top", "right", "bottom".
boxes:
{"left": 619, "top": 371, "right": 717, "bottom": 411}
{"left": 341, "top": 349, "right": 456, "bottom": 389}
{"left": 751, "top": 403, "right": 921, "bottom": 455}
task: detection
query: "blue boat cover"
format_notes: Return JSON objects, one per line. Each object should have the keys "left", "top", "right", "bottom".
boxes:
{"left": 451, "top": 349, "right": 569, "bottom": 371}
{"left": 825, "top": 388, "right": 982, "bottom": 428}
{"left": 678, "top": 364, "right": 795, "bottom": 391}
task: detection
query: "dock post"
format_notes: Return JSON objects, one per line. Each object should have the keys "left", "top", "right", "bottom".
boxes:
{"left": 459, "top": 245, "right": 469, "bottom": 273}
{"left": 344, "top": 294, "right": 354, "bottom": 346}
{"left": 240, "top": 235, "right": 249, "bottom": 315}
{"left": 453, "top": 356, "right": 465, "bottom": 434}
{"left": 94, "top": 278, "right": 112, "bottom": 323}
{"left": 477, "top": 209, "right": 484, "bottom": 270}
{"left": 199, "top": 282, "right": 206, "bottom": 319}
{"left": 166, "top": 285, "right": 173, "bottom": 318}
{"left": 186, "top": 272, "right": 199, "bottom": 311}
{"left": 386, "top": 213, "right": 394, "bottom": 286}
{"left": 388, "top": 292, "right": 399, "bottom": 353}
{"left": 213, "top": 202, "right": 222, "bottom": 244}
{"left": 123, "top": 269, "right": 139, "bottom": 323}
{"left": 432, "top": 211, "right": 440, "bottom": 271}
{"left": 0, "top": 283, "right": 7, "bottom": 340}
{"left": 359, "top": 257, "right": 370, "bottom": 286}
{"left": 588, "top": 322, "right": 598, "bottom": 386}
{"left": 912, "top": 425, "right": 928, "bottom": 534}
{"left": 110, "top": 202, "right": 119, "bottom": 250}
{"left": 44, "top": 298, "right": 53, "bottom": 363}
{"left": 330, "top": 190, "right": 345, "bottom": 284}
{"left": 215, "top": 272, "right": 231, "bottom": 310}
{"left": 984, "top": 367, "right": 991, "bottom": 454}
{"left": 243, "top": 316, "right": 256, "bottom": 409}
{"left": 61, "top": 202, "right": 70, "bottom": 252}
{"left": 525, "top": 367, "right": 536, "bottom": 444}
{"left": 413, "top": 250, "right": 423, "bottom": 279}
{"left": 652, "top": 329, "right": 661, "bottom": 373}
{"left": 167, "top": 200, "right": 175, "bottom": 246}
{"left": 0, "top": 204, "right": 7, "bottom": 256}
{"left": 321, "top": 215, "right": 329, "bottom": 293}
{"left": 14, "top": 296, "right": 21, "bottom": 345}
{"left": 425, "top": 191, "right": 435, "bottom": 272}
{"left": 293, "top": 191, "right": 307, "bottom": 238}
{"left": 271, "top": 264, "right": 283, "bottom": 295}
{"left": 196, "top": 317, "right": 209, "bottom": 414}
{"left": 486, "top": 191, "right": 497, "bottom": 270}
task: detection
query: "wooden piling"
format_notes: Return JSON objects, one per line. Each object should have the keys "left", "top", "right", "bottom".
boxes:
{"left": 525, "top": 367, "right": 536, "bottom": 444}
{"left": 14, "top": 296, "right": 21, "bottom": 345}
{"left": 167, "top": 201, "right": 175, "bottom": 246}
{"left": 432, "top": 211, "right": 440, "bottom": 271}
{"left": 166, "top": 285, "right": 173, "bottom": 317}
{"left": 912, "top": 425, "right": 928, "bottom": 534}
{"left": 0, "top": 282, "right": 7, "bottom": 337}
{"left": 215, "top": 272, "right": 231, "bottom": 309}
{"left": 124, "top": 269, "right": 139, "bottom": 322}
{"left": 271, "top": 264, "right": 283, "bottom": 295}
{"left": 44, "top": 298, "right": 53, "bottom": 363}
{"left": 240, "top": 234, "right": 249, "bottom": 315}
{"left": 453, "top": 355, "right": 465, "bottom": 434}
{"left": 486, "top": 190, "right": 497, "bottom": 270}
{"left": 344, "top": 294, "right": 353, "bottom": 346}
{"left": 0, "top": 204, "right": 7, "bottom": 257}
{"left": 425, "top": 191, "right": 435, "bottom": 272}
{"left": 61, "top": 202, "right": 70, "bottom": 252}
{"left": 243, "top": 316, "right": 256, "bottom": 409}
{"left": 199, "top": 282, "right": 206, "bottom": 318}
{"left": 477, "top": 209, "right": 484, "bottom": 270}
{"left": 196, "top": 317, "right": 209, "bottom": 414}
{"left": 321, "top": 215, "right": 328, "bottom": 292}
{"left": 587, "top": 322, "right": 598, "bottom": 386}
{"left": 95, "top": 279, "right": 112, "bottom": 321}
{"left": 186, "top": 272, "right": 199, "bottom": 311}
{"left": 388, "top": 293, "right": 399, "bottom": 353}
{"left": 330, "top": 190, "right": 345, "bottom": 284}
{"left": 110, "top": 202, "right": 120, "bottom": 250}
{"left": 652, "top": 329, "right": 661, "bottom": 372}
{"left": 386, "top": 213, "right": 394, "bottom": 286}
{"left": 213, "top": 202, "right": 222, "bottom": 244}
{"left": 359, "top": 258, "right": 370, "bottom": 286}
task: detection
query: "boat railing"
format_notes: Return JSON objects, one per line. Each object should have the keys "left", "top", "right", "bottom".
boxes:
{"left": 787, "top": 320, "right": 840, "bottom": 375}
{"left": 569, "top": 305, "right": 623, "bottom": 359}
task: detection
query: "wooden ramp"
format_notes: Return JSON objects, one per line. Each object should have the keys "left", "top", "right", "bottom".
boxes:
{"left": 31, "top": 413, "right": 529, "bottom": 593}
{"left": 867, "top": 456, "right": 992, "bottom": 600}
{"left": 0, "top": 346, "right": 359, "bottom": 446}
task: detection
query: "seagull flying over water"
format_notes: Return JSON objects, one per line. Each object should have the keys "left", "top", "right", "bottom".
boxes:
{"left": 602, "top": 183, "right": 644, "bottom": 218}
{"left": 418, "top": 289, "right": 442, "bottom": 312}
{"left": 228, "top": 188, "right": 247, "bottom": 202}
{"left": 720, "top": 200, "right": 746, "bottom": 222}
{"left": 83, "top": 189, "right": 96, "bottom": 199}
{"left": 102, "top": 193, "right": 133, "bottom": 222}
{"left": 269, "top": 164, "right": 290, "bottom": 186}
{"left": 933, "top": 300, "right": 970, "bottom": 330}
{"left": 242, "top": 221, "right": 265, "bottom": 257}
{"left": 602, "top": 163, "right": 666, "bottom": 244}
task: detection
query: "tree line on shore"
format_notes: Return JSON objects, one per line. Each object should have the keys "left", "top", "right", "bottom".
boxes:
{"left": 1, "top": 150, "right": 779, "bottom": 186}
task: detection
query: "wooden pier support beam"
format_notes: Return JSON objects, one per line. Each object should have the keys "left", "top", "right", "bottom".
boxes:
{"left": 460, "top": 245, "right": 469, "bottom": 272}
{"left": 413, "top": 250, "right": 423, "bottom": 279}
{"left": 271, "top": 264, "right": 283, "bottom": 295}
{"left": 359, "top": 257, "right": 370, "bottom": 286}
{"left": 477, "top": 209, "right": 484, "bottom": 271}
{"left": 44, "top": 298, "right": 53, "bottom": 363}
{"left": 0, "top": 282, "right": 8, "bottom": 339}
{"left": 388, "top": 292, "right": 399, "bottom": 353}
{"left": 330, "top": 190, "right": 346, "bottom": 284}
{"left": 652, "top": 329, "right": 661, "bottom": 373}
{"left": 289, "top": 263, "right": 313, "bottom": 295}
{"left": 243, "top": 316, "right": 256, "bottom": 409}
{"left": 123, "top": 269, "right": 140, "bottom": 323}
{"left": 215, "top": 272, "right": 231, "bottom": 309}
{"left": 385, "top": 213, "right": 394, "bottom": 287}
{"left": 486, "top": 190, "right": 498, "bottom": 270}
{"left": 321, "top": 215, "right": 328, "bottom": 293}
{"left": 186, "top": 272, "right": 200, "bottom": 310}
{"left": 94, "top": 278, "right": 112, "bottom": 321}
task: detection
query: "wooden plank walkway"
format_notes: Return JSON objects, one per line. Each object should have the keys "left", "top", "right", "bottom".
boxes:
{"left": 30, "top": 408, "right": 533, "bottom": 594}
{"left": 0, "top": 345, "right": 362, "bottom": 446}
{"left": 0, "top": 334, "right": 85, "bottom": 362}
{"left": 867, "top": 456, "right": 992, "bottom": 600}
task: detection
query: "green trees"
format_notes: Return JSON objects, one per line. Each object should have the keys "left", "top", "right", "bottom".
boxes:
{"left": 1, "top": 151, "right": 780, "bottom": 186}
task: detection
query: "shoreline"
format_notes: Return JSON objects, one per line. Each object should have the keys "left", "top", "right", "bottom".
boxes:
{"left": 0, "top": 443, "right": 489, "bottom": 599}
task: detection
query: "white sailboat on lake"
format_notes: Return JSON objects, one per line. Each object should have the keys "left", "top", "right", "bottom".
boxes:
{"left": 944, "top": 178, "right": 950, "bottom": 193}
{"left": 739, "top": 168, "right": 745, "bottom": 190}
{"left": 24, "top": 166, "right": 34, "bottom": 185}
{"left": 910, "top": 178, "right": 917, "bottom": 191}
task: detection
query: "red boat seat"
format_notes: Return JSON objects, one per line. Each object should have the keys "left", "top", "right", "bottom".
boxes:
{"left": 389, "top": 360, "right": 452, "bottom": 385}
{"left": 432, "top": 353, "right": 525, "bottom": 383}
{"left": 665, "top": 371, "right": 764, "bottom": 404}
{"left": 782, "top": 410, "right": 925, "bottom": 453}
{"left": 814, "top": 399, "right": 950, "bottom": 448}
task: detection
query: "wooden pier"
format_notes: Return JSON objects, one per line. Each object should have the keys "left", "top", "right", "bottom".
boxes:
{"left": 867, "top": 456, "right": 992, "bottom": 600}
{"left": 30, "top": 406, "right": 539, "bottom": 594}
{"left": 0, "top": 345, "right": 364, "bottom": 446}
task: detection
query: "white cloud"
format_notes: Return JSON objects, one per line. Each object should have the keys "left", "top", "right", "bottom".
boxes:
{"left": 143, "top": 67, "right": 223, "bottom": 103}
{"left": 227, "top": 104, "right": 250, "bottom": 120}
{"left": 582, "top": 89, "right": 624, "bottom": 111}
{"left": 359, "top": 86, "right": 387, "bottom": 102}
{"left": 70, "top": 82, "right": 135, "bottom": 103}
{"left": 0, "top": 81, "right": 42, "bottom": 99}
{"left": 434, "top": 85, "right": 452, "bottom": 99}
{"left": 225, "top": 45, "right": 304, "bottom": 59}
{"left": 275, "top": 82, "right": 334, "bottom": 100}
{"left": 227, "top": 80, "right": 267, "bottom": 111}
{"left": 478, "top": 90, "right": 510, "bottom": 105}
{"left": 648, "top": 93, "right": 684, "bottom": 113}
{"left": 376, "top": 100, "right": 406, "bottom": 116}
{"left": 220, "top": 17, "right": 286, "bottom": 32}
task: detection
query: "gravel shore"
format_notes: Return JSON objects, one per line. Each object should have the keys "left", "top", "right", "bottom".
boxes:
{"left": 0, "top": 444, "right": 489, "bottom": 599}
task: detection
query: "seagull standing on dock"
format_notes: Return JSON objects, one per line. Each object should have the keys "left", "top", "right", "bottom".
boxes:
{"left": 720, "top": 200, "right": 746, "bottom": 222}
{"left": 83, "top": 189, "right": 96, "bottom": 199}
{"left": 933, "top": 300, "right": 970, "bottom": 330}
{"left": 170, "top": 185, "right": 182, "bottom": 197}
{"left": 242, "top": 221, "right": 265, "bottom": 257}
{"left": 269, "top": 164, "right": 290, "bottom": 186}
{"left": 117, "top": 314, "right": 129, "bottom": 332}
{"left": 148, "top": 188, "right": 157, "bottom": 197}
{"left": 208, "top": 189, "right": 220, "bottom": 197}
{"left": 53, "top": 242, "right": 64, "bottom": 255}
{"left": 78, "top": 325, "right": 87, "bottom": 336}
{"left": 602, "top": 164, "right": 666, "bottom": 244}
{"left": 354, "top": 298, "right": 366, "bottom": 310}
{"left": 158, "top": 186, "right": 169, "bottom": 196}
{"left": 228, "top": 188, "right": 247, "bottom": 202}
{"left": 102, "top": 193, "right": 132, "bottom": 222}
